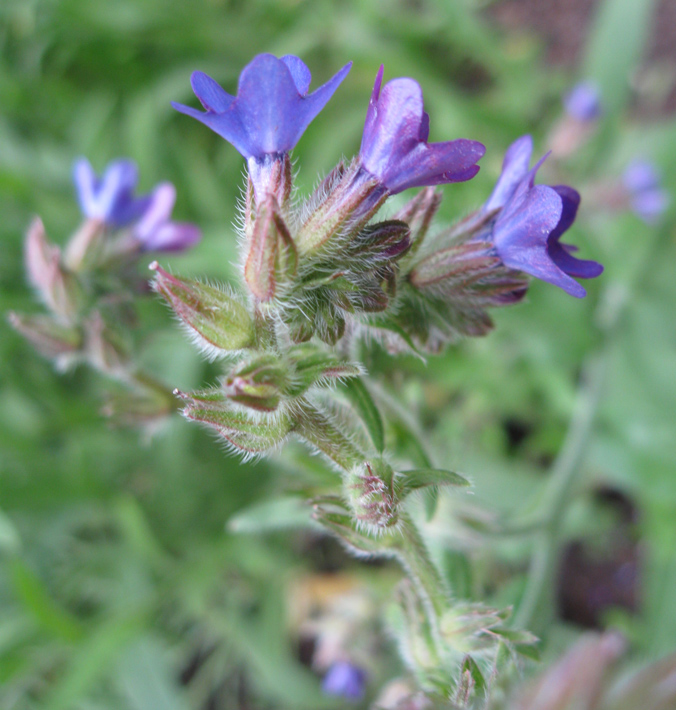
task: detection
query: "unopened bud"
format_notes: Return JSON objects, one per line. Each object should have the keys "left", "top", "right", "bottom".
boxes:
{"left": 286, "top": 344, "right": 363, "bottom": 397}
{"left": 393, "top": 187, "right": 441, "bottom": 260}
{"left": 346, "top": 220, "right": 410, "bottom": 263}
{"left": 151, "top": 262, "right": 255, "bottom": 357}
{"left": 63, "top": 218, "right": 105, "bottom": 272}
{"left": 176, "top": 388, "right": 293, "bottom": 454}
{"left": 296, "top": 162, "right": 387, "bottom": 254}
{"left": 8, "top": 311, "right": 81, "bottom": 363}
{"left": 84, "top": 312, "right": 129, "bottom": 376}
{"left": 25, "top": 217, "right": 81, "bottom": 321}
{"left": 223, "top": 355, "right": 287, "bottom": 412}
{"left": 244, "top": 195, "right": 297, "bottom": 301}
{"left": 345, "top": 458, "right": 398, "bottom": 532}
{"left": 409, "top": 241, "right": 528, "bottom": 307}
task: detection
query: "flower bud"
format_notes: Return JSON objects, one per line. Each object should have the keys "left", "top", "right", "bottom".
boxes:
{"left": 176, "top": 388, "right": 294, "bottom": 454}
{"left": 63, "top": 218, "right": 105, "bottom": 272}
{"left": 8, "top": 312, "right": 81, "bottom": 365}
{"left": 223, "top": 355, "right": 287, "bottom": 412}
{"left": 286, "top": 344, "right": 363, "bottom": 396}
{"left": 244, "top": 195, "right": 297, "bottom": 301}
{"left": 296, "top": 162, "right": 387, "bottom": 254}
{"left": 393, "top": 187, "right": 441, "bottom": 260}
{"left": 345, "top": 458, "right": 398, "bottom": 532}
{"left": 84, "top": 312, "right": 130, "bottom": 376}
{"left": 150, "top": 262, "right": 255, "bottom": 357}
{"left": 25, "top": 217, "right": 81, "bottom": 321}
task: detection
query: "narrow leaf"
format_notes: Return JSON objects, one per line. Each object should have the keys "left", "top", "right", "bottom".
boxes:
{"left": 342, "top": 378, "right": 385, "bottom": 452}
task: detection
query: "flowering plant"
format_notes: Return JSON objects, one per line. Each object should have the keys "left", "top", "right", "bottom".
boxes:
{"left": 11, "top": 46, "right": 675, "bottom": 710}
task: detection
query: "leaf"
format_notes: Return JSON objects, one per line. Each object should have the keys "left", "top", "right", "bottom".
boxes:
{"left": 461, "top": 655, "right": 488, "bottom": 697}
{"left": 10, "top": 559, "right": 82, "bottom": 641}
{"left": 341, "top": 378, "right": 385, "bottom": 453}
{"left": 397, "top": 468, "right": 471, "bottom": 498}
{"left": 115, "top": 638, "right": 191, "bottom": 710}
{"left": 227, "top": 497, "right": 317, "bottom": 534}
{"left": 44, "top": 614, "right": 146, "bottom": 710}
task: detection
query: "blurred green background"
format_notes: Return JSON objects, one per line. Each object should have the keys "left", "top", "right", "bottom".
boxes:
{"left": 1, "top": 0, "right": 675, "bottom": 707}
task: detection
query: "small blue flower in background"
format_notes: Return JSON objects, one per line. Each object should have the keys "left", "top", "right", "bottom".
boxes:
{"left": 484, "top": 135, "right": 603, "bottom": 298}
{"left": 73, "top": 157, "right": 150, "bottom": 227}
{"left": 172, "top": 54, "right": 351, "bottom": 161}
{"left": 622, "top": 159, "right": 670, "bottom": 224}
{"left": 564, "top": 81, "right": 603, "bottom": 122}
{"left": 133, "top": 183, "right": 201, "bottom": 253}
{"left": 321, "top": 661, "right": 366, "bottom": 701}
{"left": 73, "top": 158, "right": 200, "bottom": 253}
{"left": 359, "top": 66, "right": 485, "bottom": 194}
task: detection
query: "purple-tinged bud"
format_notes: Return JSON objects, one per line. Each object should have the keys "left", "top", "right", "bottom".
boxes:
{"left": 24, "top": 218, "right": 81, "bottom": 321}
{"left": 175, "top": 388, "right": 293, "bottom": 454}
{"left": 393, "top": 187, "right": 442, "bottom": 259}
{"left": 73, "top": 157, "right": 149, "bottom": 228}
{"left": 296, "top": 161, "right": 387, "bottom": 254}
{"left": 345, "top": 220, "right": 410, "bottom": 263}
{"left": 322, "top": 661, "right": 366, "bottom": 701}
{"left": 150, "top": 262, "right": 255, "bottom": 357}
{"left": 409, "top": 241, "right": 528, "bottom": 307}
{"left": 345, "top": 458, "right": 398, "bottom": 532}
{"left": 134, "top": 183, "right": 201, "bottom": 253}
{"left": 622, "top": 159, "right": 670, "bottom": 224}
{"left": 223, "top": 355, "right": 287, "bottom": 412}
{"left": 244, "top": 195, "right": 297, "bottom": 301}
{"left": 564, "top": 81, "right": 603, "bottom": 122}
{"left": 358, "top": 66, "right": 484, "bottom": 194}
{"left": 8, "top": 312, "right": 81, "bottom": 365}
{"left": 84, "top": 312, "right": 129, "bottom": 376}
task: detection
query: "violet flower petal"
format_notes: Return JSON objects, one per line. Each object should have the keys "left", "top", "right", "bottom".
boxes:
{"left": 494, "top": 184, "right": 588, "bottom": 298}
{"left": 564, "top": 81, "right": 602, "bottom": 121}
{"left": 322, "top": 662, "right": 366, "bottom": 701}
{"left": 359, "top": 71, "right": 484, "bottom": 194}
{"left": 140, "top": 222, "right": 202, "bottom": 252}
{"left": 172, "top": 54, "right": 351, "bottom": 159}
{"left": 72, "top": 157, "right": 148, "bottom": 227}
{"left": 484, "top": 135, "right": 533, "bottom": 212}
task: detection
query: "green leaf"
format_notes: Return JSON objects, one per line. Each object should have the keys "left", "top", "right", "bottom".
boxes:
{"left": 10, "top": 559, "right": 82, "bottom": 641}
{"left": 44, "top": 614, "right": 146, "bottom": 710}
{"left": 461, "top": 655, "right": 488, "bottom": 697}
{"left": 397, "top": 468, "right": 471, "bottom": 498}
{"left": 227, "top": 497, "right": 317, "bottom": 534}
{"left": 341, "top": 378, "right": 385, "bottom": 452}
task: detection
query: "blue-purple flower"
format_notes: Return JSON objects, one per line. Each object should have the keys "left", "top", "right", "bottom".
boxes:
{"left": 73, "top": 158, "right": 200, "bottom": 253}
{"left": 358, "top": 66, "right": 485, "bottom": 194}
{"left": 622, "top": 159, "right": 670, "bottom": 224}
{"left": 133, "top": 183, "right": 201, "bottom": 253}
{"left": 73, "top": 158, "right": 150, "bottom": 227}
{"left": 484, "top": 135, "right": 603, "bottom": 298}
{"left": 564, "top": 81, "right": 603, "bottom": 122}
{"left": 172, "top": 54, "right": 351, "bottom": 161}
{"left": 321, "top": 661, "right": 366, "bottom": 701}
